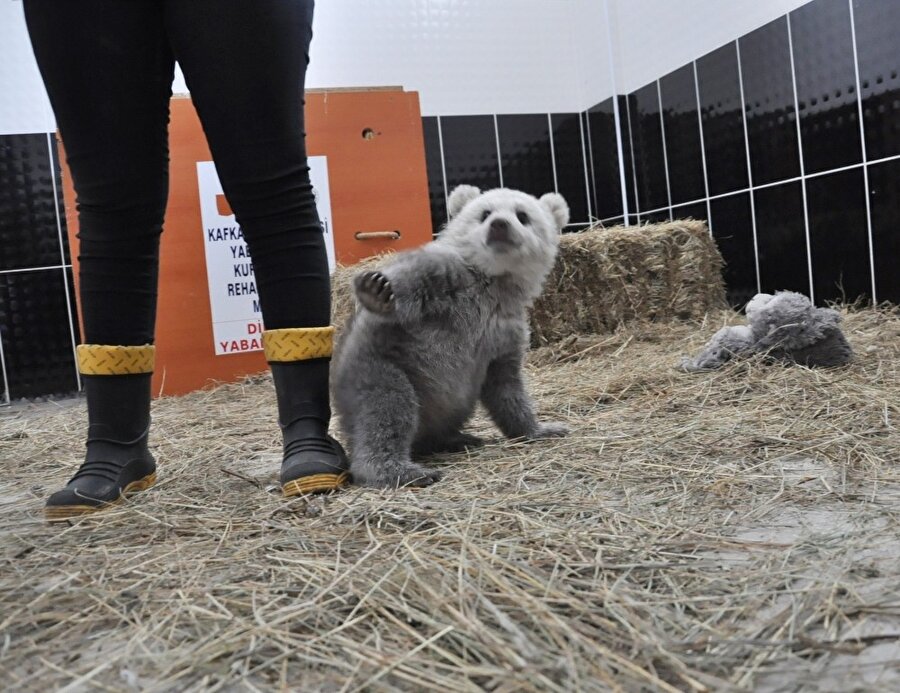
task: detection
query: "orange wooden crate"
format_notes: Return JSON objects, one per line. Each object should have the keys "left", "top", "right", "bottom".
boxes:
{"left": 60, "top": 88, "right": 433, "bottom": 396}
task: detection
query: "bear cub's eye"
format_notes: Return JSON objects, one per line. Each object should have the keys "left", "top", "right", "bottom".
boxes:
{"left": 480, "top": 209, "right": 492, "bottom": 223}
{"left": 516, "top": 210, "right": 530, "bottom": 225}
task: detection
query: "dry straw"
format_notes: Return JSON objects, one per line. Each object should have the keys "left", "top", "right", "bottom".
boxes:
{"left": 2, "top": 221, "right": 898, "bottom": 690}
{"left": 531, "top": 220, "right": 726, "bottom": 345}
{"left": 2, "top": 305, "right": 898, "bottom": 690}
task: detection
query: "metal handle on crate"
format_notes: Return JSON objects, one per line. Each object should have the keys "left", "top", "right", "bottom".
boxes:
{"left": 355, "top": 230, "right": 401, "bottom": 241}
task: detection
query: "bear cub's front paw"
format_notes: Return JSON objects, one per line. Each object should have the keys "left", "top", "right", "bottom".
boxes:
{"left": 354, "top": 461, "right": 444, "bottom": 489}
{"left": 354, "top": 271, "right": 395, "bottom": 314}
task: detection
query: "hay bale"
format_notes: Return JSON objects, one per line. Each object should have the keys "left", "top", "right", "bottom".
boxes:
{"left": 530, "top": 219, "right": 726, "bottom": 345}
{"left": 330, "top": 220, "right": 726, "bottom": 346}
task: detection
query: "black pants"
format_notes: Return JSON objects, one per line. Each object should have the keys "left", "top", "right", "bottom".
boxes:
{"left": 24, "top": 0, "right": 330, "bottom": 345}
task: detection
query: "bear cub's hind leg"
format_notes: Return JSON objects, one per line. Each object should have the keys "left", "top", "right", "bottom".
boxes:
{"left": 345, "top": 365, "right": 443, "bottom": 489}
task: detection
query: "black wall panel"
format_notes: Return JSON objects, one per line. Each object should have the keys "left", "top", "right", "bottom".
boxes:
{"left": 740, "top": 18, "right": 802, "bottom": 185}
{"left": 709, "top": 193, "right": 758, "bottom": 306}
{"left": 619, "top": 96, "right": 638, "bottom": 213}
{"left": 0, "top": 133, "right": 77, "bottom": 401}
{"left": 754, "top": 182, "right": 811, "bottom": 296}
{"left": 551, "top": 113, "right": 590, "bottom": 225}
{"left": 697, "top": 43, "right": 749, "bottom": 196}
{"left": 629, "top": 83, "right": 669, "bottom": 212}
{"left": 0, "top": 134, "right": 64, "bottom": 272}
{"left": 853, "top": 0, "right": 900, "bottom": 161}
{"left": 672, "top": 201, "right": 708, "bottom": 221}
{"left": 790, "top": 0, "right": 862, "bottom": 174}
{"left": 0, "top": 268, "right": 78, "bottom": 399}
{"left": 496, "top": 114, "right": 554, "bottom": 199}
{"left": 805, "top": 168, "right": 871, "bottom": 303}
{"left": 438, "top": 115, "right": 501, "bottom": 193}
{"left": 867, "top": 158, "right": 900, "bottom": 303}
{"left": 585, "top": 99, "right": 624, "bottom": 220}
{"left": 641, "top": 209, "right": 672, "bottom": 224}
{"left": 660, "top": 64, "right": 705, "bottom": 204}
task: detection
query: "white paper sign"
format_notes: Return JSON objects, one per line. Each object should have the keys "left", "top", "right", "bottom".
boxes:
{"left": 196, "top": 158, "right": 336, "bottom": 356}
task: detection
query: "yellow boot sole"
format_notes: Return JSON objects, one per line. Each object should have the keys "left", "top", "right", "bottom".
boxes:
{"left": 44, "top": 472, "right": 157, "bottom": 522}
{"left": 282, "top": 472, "right": 349, "bottom": 497}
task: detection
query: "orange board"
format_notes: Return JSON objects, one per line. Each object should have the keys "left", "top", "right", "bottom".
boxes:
{"left": 60, "top": 88, "right": 433, "bottom": 396}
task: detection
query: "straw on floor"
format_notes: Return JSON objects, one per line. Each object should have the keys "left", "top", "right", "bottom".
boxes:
{"left": 2, "top": 306, "right": 899, "bottom": 691}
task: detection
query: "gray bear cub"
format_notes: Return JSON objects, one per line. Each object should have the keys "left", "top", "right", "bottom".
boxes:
{"left": 332, "top": 185, "right": 570, "bottom": 489}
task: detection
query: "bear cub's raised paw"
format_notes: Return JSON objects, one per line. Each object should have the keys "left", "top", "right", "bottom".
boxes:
{"left": 354, "top": 271, "right": 395, "bottom": 314}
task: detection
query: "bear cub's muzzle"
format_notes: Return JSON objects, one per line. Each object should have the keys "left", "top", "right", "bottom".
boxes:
{"left": 486, "top": 217, "right": 516, "bottom": 248}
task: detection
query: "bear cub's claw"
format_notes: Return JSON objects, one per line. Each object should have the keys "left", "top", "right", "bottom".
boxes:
{"left": 355, "top": 271, "right": 395, "bottom": 314}
{"left": 355, "top": 462, "right": 444, "bottom": 489}
{"left": 531, "top": 422, "right": 570, "bottom": 439}
{"left": 394, "top": 464, "right": 443, "bottom": 489}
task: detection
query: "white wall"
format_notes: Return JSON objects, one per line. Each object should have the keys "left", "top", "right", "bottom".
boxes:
{"left": 0, "top": 1, "right": 53, "bottom": 135}
{"left": 608, "top": 0, "right": 816, "bottom": 93}
{"left": 569, "top": 0, "right": 618, "bottom": 109}
{"left": 3, "top": 0, "right": 824, "bottom": 135}
{"left": 9, "top": 0, "right": 596, "bottom": 135}
{"left": 174, "top": 0, "right": 600, "bottom": 116}
{"left": 305, "top": 0, "right": 592, "bottom": 116}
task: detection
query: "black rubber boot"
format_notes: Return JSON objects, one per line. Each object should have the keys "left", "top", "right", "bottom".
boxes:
{"left": 45, "top": 345, "right": 157, "bottom": 521}
{"left": 264, "top": 328, "right": 349, "bottom": 496}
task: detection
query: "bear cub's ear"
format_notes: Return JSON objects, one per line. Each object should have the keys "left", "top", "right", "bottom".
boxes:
{"left": 448, "top": 185, "right": 481, "bottom": 218}
{"left": 540, "top": 192, "right": 570, "bottom": 231}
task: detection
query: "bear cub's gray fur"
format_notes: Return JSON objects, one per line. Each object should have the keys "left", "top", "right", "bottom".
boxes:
{"left": 332, "top": 185, "right": 570, "bottom": 488}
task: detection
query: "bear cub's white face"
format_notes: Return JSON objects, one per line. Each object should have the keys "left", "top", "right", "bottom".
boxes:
{"left": 440, "top": 185, "right": 569, "bottom": 281}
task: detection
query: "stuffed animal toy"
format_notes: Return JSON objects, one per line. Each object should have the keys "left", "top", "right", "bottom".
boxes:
{"left": 680, "top": 291, "right": 853, "bottom": 372}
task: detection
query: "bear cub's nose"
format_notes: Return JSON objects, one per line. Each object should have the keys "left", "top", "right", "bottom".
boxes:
{"left": 487, "top": 218, "right": 514, "bottom": 246}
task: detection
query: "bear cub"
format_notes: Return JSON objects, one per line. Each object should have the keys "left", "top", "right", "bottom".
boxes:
{"left": 332, "top": 185, "right": 570, "bottom": 488}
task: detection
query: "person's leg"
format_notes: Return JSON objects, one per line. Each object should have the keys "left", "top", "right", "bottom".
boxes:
{"left": 25, "top": 0, "right": 173, "bottom": 345}
{"left": 23, "top": 0, "right": 174, "bottom": 518}
{"left": 165, "top": 0, "right": 347, "bottom": 495}
{"left": 164, "top": 0, "right": 328, "bottom": 328}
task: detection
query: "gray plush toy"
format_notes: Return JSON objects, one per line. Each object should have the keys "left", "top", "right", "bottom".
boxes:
{"left": 680, "top": 291, "right": 853, "bottom": 372}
